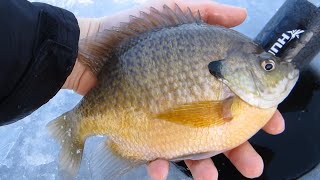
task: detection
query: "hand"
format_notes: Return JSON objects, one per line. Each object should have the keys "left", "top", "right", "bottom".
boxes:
{"left": 139, "top": 1, "right": 283, "bottom": 180}
{"left": 63, "top": 0, "right": 247, "bottom": 95}
{"left": 147, "top": 110, "right": 285, "bottom": 180}
{"left": 62, "top": 1, "right": 285, "bottom": 179}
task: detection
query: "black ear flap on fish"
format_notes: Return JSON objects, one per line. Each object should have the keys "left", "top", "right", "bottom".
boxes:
{"left": 156, "top": 97, "right": 234, "bottom": 127}
{"left": 78, "top": 4, "right": 203, "bottom": 76}
{"left": 208, "top": 60, "right": 225, "bottom": 79}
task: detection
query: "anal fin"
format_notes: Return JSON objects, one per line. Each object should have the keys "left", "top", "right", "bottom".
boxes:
{"left": 90, "top": 139, "right": 145, "bottom": 180}
{"left": 170, "top": 150, "right": 223, "bottom": 162}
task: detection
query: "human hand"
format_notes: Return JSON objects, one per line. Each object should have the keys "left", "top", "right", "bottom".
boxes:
{"left": 62, "top": 1, "right": 285, "bottom": 179}
{"left": 147, "top": 110, "right": 285, "bottom": 180}
{"left": 63, "top": 0, "right": 247, "bottom": 95}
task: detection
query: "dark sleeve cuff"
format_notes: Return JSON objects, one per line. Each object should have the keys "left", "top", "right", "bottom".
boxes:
{"left": 0, "top": 3, "right": 80, "bottom": 125}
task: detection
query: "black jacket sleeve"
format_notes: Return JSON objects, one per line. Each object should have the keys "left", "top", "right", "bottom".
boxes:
{"left": 0, "top": 0, "right": 80, "bottom": 125}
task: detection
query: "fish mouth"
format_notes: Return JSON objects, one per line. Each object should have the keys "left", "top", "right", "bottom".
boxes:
{"left": 253, "top": 69, "right": 300, "bottom": 102}
{"left": 216, "top": 72, "right": 299, "bottom": 109}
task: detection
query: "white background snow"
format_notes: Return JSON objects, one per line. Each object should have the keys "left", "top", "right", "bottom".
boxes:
{"left": 0, "top": 0, "right": 319, "bottom": 179}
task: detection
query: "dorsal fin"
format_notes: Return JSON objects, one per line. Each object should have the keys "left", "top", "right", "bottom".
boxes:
{"left": 78, "top": 4, "right": 203, "bottom": 75}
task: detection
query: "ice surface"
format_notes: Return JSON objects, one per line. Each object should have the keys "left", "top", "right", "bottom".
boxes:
{"left": 300, "top": 163, "right": 320, "bottom": 180}
{"left": 0, "top": 0, "right": 319, "bottom": 179}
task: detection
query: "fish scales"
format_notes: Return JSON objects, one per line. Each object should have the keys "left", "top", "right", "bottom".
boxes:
{"left": 76, "top": 23, "right": 271, "bottom": 159}
{"left": 47, "top": 4, "right": 298, "bottom": 179}
{"left": 79, "top": 24, "right": 243, "bottom": 116}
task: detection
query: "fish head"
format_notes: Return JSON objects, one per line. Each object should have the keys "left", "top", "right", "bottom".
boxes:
{"left": 208, "top": 51, "right": 299, "bottom": 108}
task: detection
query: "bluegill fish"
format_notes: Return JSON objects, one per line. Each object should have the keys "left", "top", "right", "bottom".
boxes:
{"left": 47, "top": 4, "right": 299, "bottom": 179}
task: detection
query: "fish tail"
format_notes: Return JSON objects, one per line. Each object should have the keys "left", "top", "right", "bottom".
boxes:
{"left": 47, "top": 111, "right": 84, "bottom": 178}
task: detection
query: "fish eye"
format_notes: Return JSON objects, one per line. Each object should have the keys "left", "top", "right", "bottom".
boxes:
{"left": 261, "top": 60, "right": 275, "bottom": 71}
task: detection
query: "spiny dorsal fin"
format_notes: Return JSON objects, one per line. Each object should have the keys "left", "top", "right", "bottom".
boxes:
{"left": 78, "top": 4, "right": 203, "bottom": 75}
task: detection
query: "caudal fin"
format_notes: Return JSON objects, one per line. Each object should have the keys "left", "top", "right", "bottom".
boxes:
{"left": 47, "top": 111, "right": 84, "bottom": 178}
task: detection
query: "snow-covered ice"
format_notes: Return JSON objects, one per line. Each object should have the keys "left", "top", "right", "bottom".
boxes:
{"left": 1, "top": 0, "right": 319, "bottom": 179}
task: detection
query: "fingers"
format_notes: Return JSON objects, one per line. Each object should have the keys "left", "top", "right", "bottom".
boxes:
{"left": 97, "top": 0, "right": 247, "bottom": 31}
{"left": 222, "top": 110, "right": 284, "bottom": 178}
{"left": 174, "top": 0, "right": 247, "bottom": 27}
{"left": 62, "top": 60, "right": 97, "bottom": 95}
{"left": 146, "top": 110, "right": 283, "bottom": 180}
{"left": 76, "top": 68, "right": 97, "bottom": 95}
{"left": 183, "top": 110, "right": 283, "bottom": 180}
{"left": 144, "top": 0, "right": 247, "bottom": 27}
{"left": 262, "top": 110, "right": 285, "bottom": 135}
{"left": 201, "top": 3, "right": 247, "bottom": 27}
{"left": 185, "top": 158, "right": 218, "bottom": 180}
{"left": 77, "top": 18, "right": 102, "bottom": 39}
{"left": 224, "top": 142, "right": 264, "bottom": 178}
{"left": 146, "top": 159, "right": 169, "bottom": 180}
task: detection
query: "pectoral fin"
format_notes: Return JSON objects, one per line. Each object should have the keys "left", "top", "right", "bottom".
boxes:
{"left": 156, "top": 98, "right": 234, "bottom": 127}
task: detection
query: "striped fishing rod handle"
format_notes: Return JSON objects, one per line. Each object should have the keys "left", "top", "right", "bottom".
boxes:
{"left": 255, "top": 0, "right": 320, "bottom": 68}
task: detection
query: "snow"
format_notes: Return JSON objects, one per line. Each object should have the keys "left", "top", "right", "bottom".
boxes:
{"left": 113, "top": 0, "right": 148, "bottom": 4}
{"left": 1, "top": 0, "right": 319, "bottom": 179}
{"left": 30, "top": 0, "right": 93, "bottom": 9}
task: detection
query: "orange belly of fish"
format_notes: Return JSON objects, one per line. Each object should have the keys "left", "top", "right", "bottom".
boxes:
{"left": 79, "top": 97, "right": 276, "bottom": 161}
